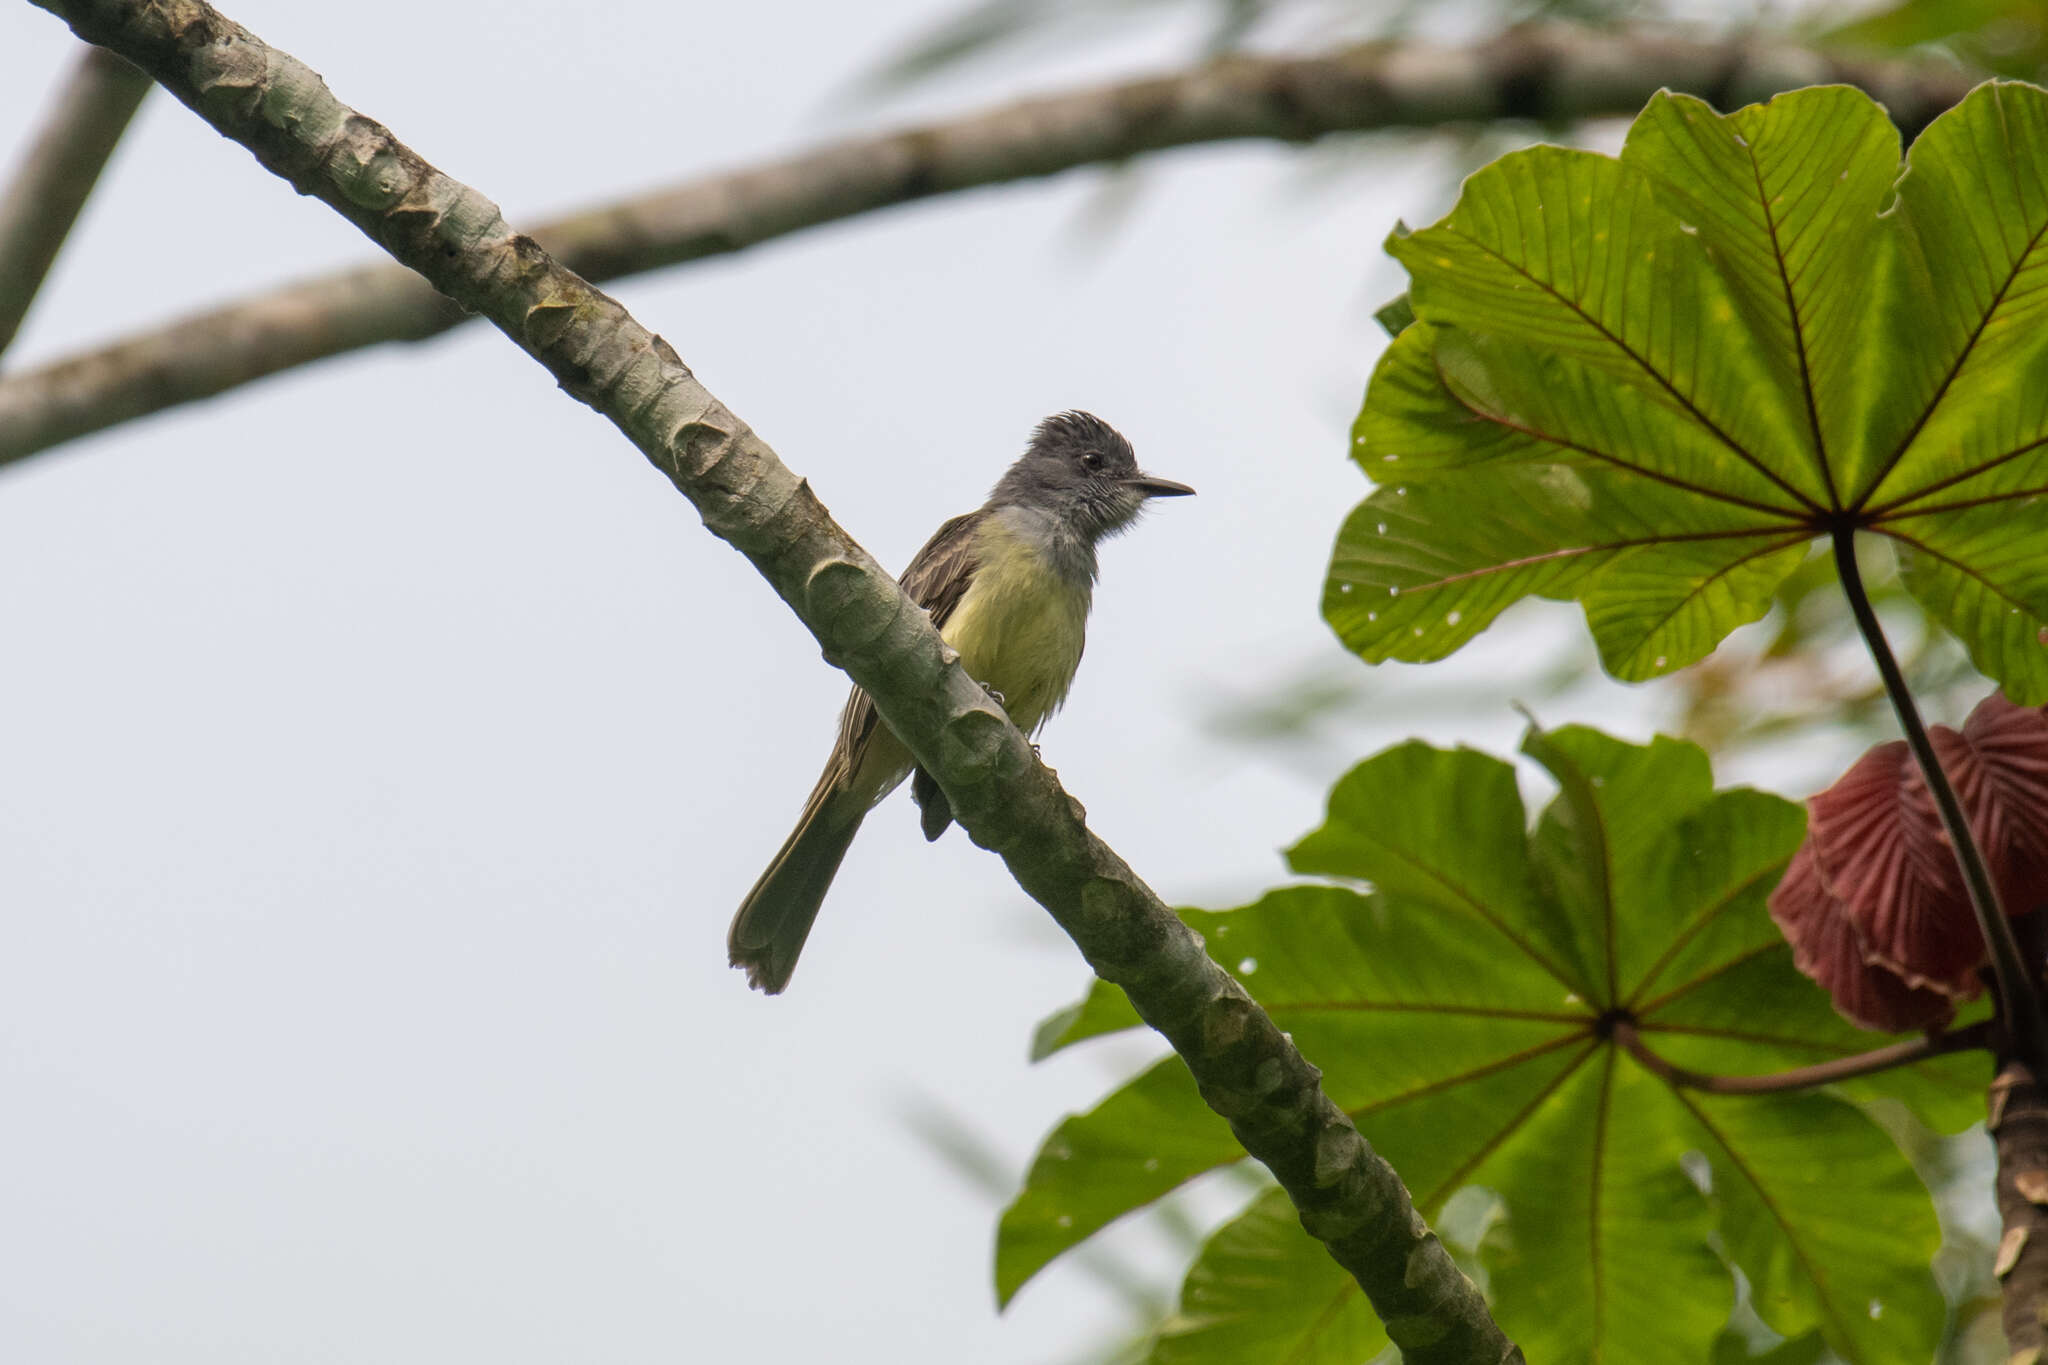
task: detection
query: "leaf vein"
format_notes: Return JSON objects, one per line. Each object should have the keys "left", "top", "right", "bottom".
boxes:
{"left": 1441, "top": 225, "right": 1825, "bottom": 514}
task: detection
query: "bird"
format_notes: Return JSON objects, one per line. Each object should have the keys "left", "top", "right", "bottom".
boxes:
{"left": 728, "top": 411, "right": 1194, "bottom": 993}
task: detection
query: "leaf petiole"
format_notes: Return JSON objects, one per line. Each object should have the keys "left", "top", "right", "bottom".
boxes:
{"left": 1831, "top": 525, "right": 2047, "bottom": 1074}
{"left": 1613, "top": 1017, "right": 1991, "bottom": 1095}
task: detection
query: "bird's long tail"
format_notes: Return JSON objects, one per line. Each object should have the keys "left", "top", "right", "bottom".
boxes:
{"left": 728, "top": 777, "right": 866, "bottom": 994}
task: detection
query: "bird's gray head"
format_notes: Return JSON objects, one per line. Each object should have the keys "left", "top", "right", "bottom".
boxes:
{"left": 990, "top": 411, "right": 1193, "bottom": 544}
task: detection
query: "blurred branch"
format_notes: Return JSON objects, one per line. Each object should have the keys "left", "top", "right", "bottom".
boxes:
{"left": 855, "top": 0, "right": 1282, "bottom": 99}
{"left": 0, "top": 23, "right": 1981, "bottom": 468}
{"left": 26, "top": 1, "right": 1522, "bottom": 1359}
{"left": 855, "top": 0, "right": 1678, "bottom": 96}
{"left": 0, "top": 42, "right": 150, "bottom": 360}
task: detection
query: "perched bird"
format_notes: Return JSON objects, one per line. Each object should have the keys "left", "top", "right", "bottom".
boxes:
{"left": 728, "top": 412, "right": 1193, "bottom": 993}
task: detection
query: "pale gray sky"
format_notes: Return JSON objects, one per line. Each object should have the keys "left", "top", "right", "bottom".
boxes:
{"left": 0, "top": 3, "right": 1698, "bottom": 1362}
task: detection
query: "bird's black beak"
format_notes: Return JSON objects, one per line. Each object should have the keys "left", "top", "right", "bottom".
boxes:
{"left": 1122, "top": 473, "right": 1195, "bottom": 498}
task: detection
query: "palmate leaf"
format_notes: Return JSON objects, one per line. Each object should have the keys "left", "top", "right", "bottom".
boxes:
{"left": 1143, "top": 1187, "right": 1390, "bottom": 1365}
{"left": 1325, "top": 82, "right": 2048, "bottom": 702}
{"left": 1000, "top": 733, "right": 1981, "bottom": 1362}
{"left": 1716, "top": 1330, "right": 1827, "bottom": 1365}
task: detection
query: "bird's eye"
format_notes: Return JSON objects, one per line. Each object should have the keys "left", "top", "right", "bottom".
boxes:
{"left": 1081, "top": 451, "right": 1105, "bottom": 470}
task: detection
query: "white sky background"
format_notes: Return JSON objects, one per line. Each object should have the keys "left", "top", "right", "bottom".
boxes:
{"left": 0, "top": 3, "right": 1804, "bottom": 1361}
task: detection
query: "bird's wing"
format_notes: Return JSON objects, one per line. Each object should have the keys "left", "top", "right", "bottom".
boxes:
{"left": 834, "top": 509, "right": 987, "bottom": 769}
{"left": 899, "top": 509, "right": 986, "bottom": 631}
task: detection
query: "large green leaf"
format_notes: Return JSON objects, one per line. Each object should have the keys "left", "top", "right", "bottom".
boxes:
{"left": 1142, "top": 1187, "right": 1390, "bottom": 1365}
{"left": 1327, "top": 83, "right": 2048, "bottom": 702}
{"left": 1688, "top": 1090, "right": 1944, "bottom": 1365}
{"left": 1002, "top": 733, "right": 1970, "bottom": 1361}
{"left": 1715, "top": 1330, "right": 1826, "bottom": 1365}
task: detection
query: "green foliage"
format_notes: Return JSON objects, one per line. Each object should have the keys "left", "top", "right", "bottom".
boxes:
{"left": 852, "top": 0, "right": 1274, "bottom": 96}
{"left": 1370, "top": 291, "right": 1415, "bottom": 340}
{"left": 1325, "top": 82, "right": 2048, "bottom": 703}
{"left": 1144, "top": 1187, "right": 1389, "bottom": 1365}
{"left": 1004, "top": 732, "right": 1983, "bottom": 1362}
{"left": 1716, "top": 1329, "right": 1827, "bottom": 1365}
{"left": 856, "top": 0, "right": 1672, "bottom": 96}
{"left": 1827, "top": 0, "right": 2048, "bottom": 82}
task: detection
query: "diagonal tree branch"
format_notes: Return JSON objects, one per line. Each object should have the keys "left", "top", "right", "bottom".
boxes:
{"left": 0, "top": 24, "right": 1979, "bottom": 468}
{"left": 0, "top": 41, "right": 151, "bottom": 360}
{"left": 21, "top": 1, "right": 1521, "bottom": 1360}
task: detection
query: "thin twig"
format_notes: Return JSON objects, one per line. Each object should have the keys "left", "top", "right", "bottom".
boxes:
{"left": 1831, "top": 526, "right": 2047, "bottom": 1075}
{"left": 0, "top": 43, "right": 150, "bottom": 360}
{"left": 1614, "top": 1017, "right": 1991, "bottom": 1095}
{"left": 0, "top": 26, "right": 1980, "bottom": 467}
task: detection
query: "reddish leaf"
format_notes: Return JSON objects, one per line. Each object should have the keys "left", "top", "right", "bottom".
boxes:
{"left": 1769, "top": 844, "right": 1956, "bottom": 1032}
{"left": 1772, "top": 693, "right": 2048, "bottom": 1024}
{"left": 1957, "top": 693, "right": 2048, "bottom": 915}
{"left": 1806, "top": 739, "right": 1981, "bottom": 995}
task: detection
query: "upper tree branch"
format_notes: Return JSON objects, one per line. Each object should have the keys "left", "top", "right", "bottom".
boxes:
{"left": 0, "top": 24, "right": 1978, "bottom": 467}
{"left": 0, "top": 42, "right": 151, "bottom": 360}
{"left": 22, "top": 2, "right": 1520, "bottom": 1360}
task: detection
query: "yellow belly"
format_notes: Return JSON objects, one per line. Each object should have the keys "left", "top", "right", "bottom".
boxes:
{"left": 941, "top": 520, "right": 1092, "bottom": 735}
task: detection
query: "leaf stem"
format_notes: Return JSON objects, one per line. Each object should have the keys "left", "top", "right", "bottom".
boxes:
{"left": 1613, "top": 1018, "right": 1990, "bottom": 1094}
{"left": 1830, "top": 525, "right": 2046, "bottom": 1073}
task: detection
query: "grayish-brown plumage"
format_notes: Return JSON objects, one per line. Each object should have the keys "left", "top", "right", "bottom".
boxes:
{"left": 727, "top": 413, "right": 1192, "bottom": 993}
